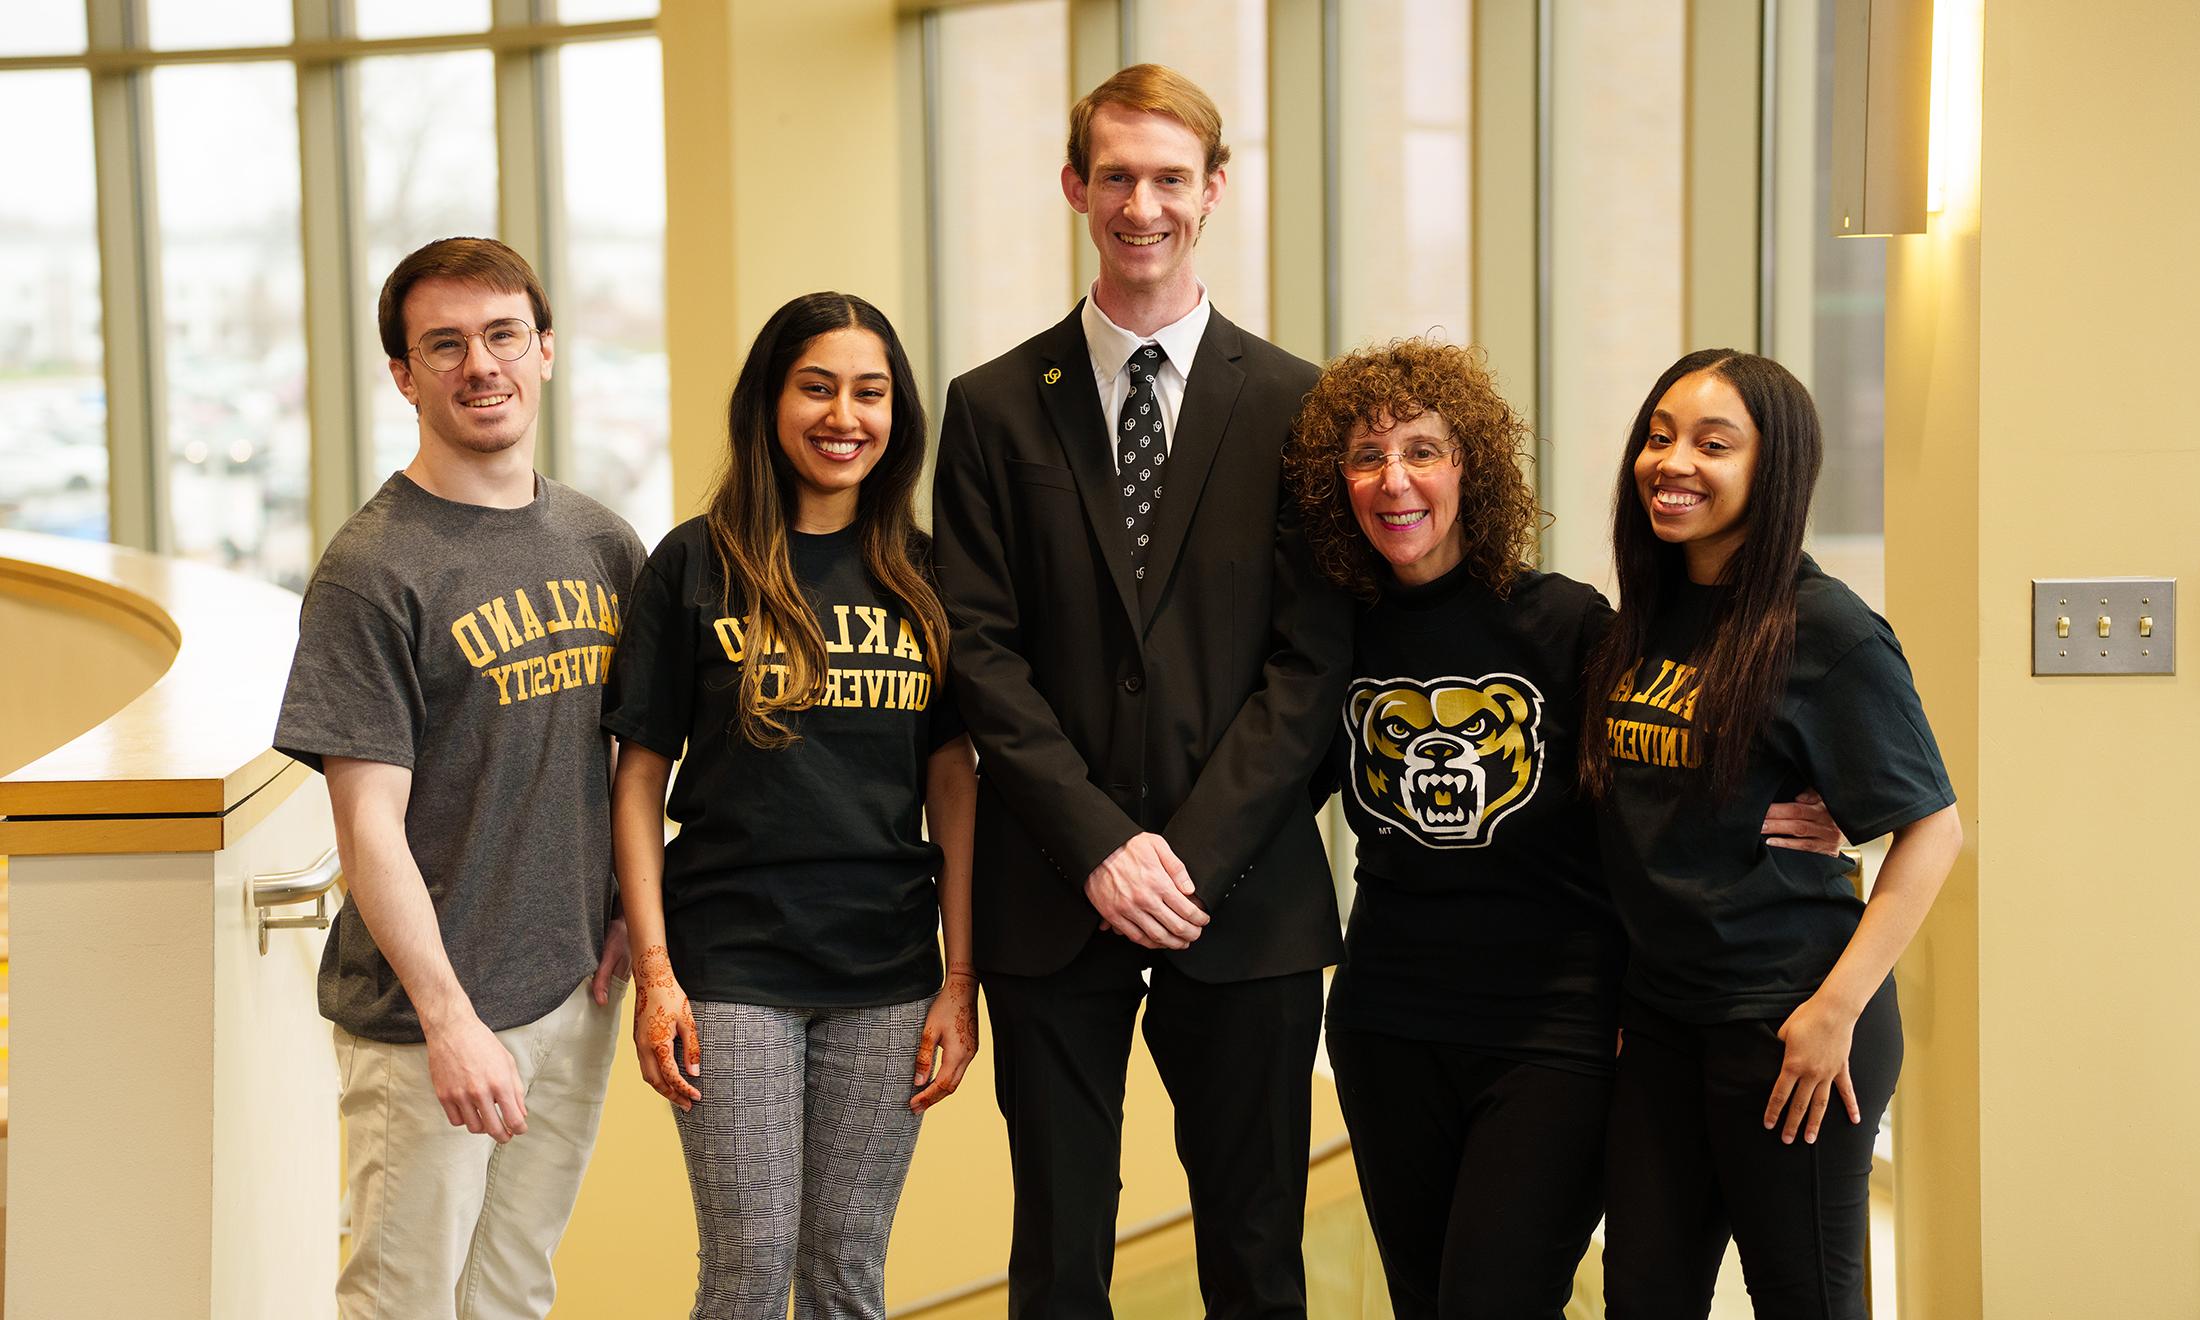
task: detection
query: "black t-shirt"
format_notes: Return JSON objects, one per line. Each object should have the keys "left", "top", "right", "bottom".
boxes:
{"left": 602, "top": 517, "right": 964, "bottom": 1008}
{"left": 1326, "top": 563, "right": 1627, "bottom": 1074}
{"left": 1597, "top": 556, "right": 1955, "bottom": 1024}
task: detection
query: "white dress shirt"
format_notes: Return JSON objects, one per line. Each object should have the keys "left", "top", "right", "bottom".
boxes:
{"left": 1080, "top": 283, "right": 1212, "bottom": 472}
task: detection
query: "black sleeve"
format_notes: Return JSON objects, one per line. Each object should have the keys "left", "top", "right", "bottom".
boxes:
{"left": 1573, "top": 584, "right": 1618, "bottom": 719}
{"left": 913, "top": 551, "right": 968, "bottom": 754}
{"left": 1309, "top": 718, "right": 1347, "bottom": 807}
{"left": 273, "top": 579, "right": 423, "bottom": 773}
{"left": 601, "top": 550, "right": 696, "bottom": 761}
{"left": 1787, "top": 631, "right": 1957, "bottom": 842}
{"left": 1162, "top": 456, "right": 1356, "bottom": 911}
{"left": 926, "top": 657, "right": 968, "bottom": 752}
{"left": 1575, "top": 586, "right": 1617, "bottom": 660}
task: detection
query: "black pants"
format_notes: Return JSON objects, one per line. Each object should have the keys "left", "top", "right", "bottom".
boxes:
{"left": 982, "top": 933, "right": 1323, "bottom": 1320}
{"left": 1327, "top": 1028, "right": 1611, "bottom": 1320}
{"left": 1602, "top": 981, "right": 1901, "bottom": 1320}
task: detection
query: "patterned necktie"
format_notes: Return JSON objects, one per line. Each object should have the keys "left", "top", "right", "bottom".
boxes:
{"left": 1117, "top": 341, "right": 1168, "bottom": 581}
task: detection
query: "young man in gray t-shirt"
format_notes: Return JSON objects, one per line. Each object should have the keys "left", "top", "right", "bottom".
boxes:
{"left": 275, "top": 237, "right": 645, "bottom": 1320}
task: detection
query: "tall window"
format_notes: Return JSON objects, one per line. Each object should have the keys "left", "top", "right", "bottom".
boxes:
{"left": 353, "top": 0, "right": 490, "bottom": 41}
{"left": 0, "top": 3, "right": 671, "bottom": 587}
{"left": 1335, "top": 0, "right": 1473, "bottom": 353}
{"left": 6, "top": 7, "right": 88, "bottom": 55}
{"left": 154, "top": 64, "right": 311, "bottom": 587}
{"left": 928, "top": 0, "right": 1074, "bottom": 391}
{"left": 1543, "top": 0, "right": 1688, "bottom": 586}
{"left": 1134, "top": 0, "right": 1270, "bottom": 336}
{"left": 146, "top": 0, "right": 291, "bottom": 50}
{"left": 557, "top": 0, "right": 658, "bottom": 21}
{"left": 1795, "top": 0, "right": 1887, "bottom": 611}
{"left": 0, "top": 71, "right": 104, "bottom": 540}
{"left": 358, "top": 50, "right": 501, "bottom": 481}
{"left": 560, "top": 36, "right": 673, "bottom": 548}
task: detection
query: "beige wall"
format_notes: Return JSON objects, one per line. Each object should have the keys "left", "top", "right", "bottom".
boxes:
{"left": 1888, "top": 2, "right": 2200, "bottom": 1316}
{"left": 658, "top": 0, "right": 913, "bottom": 530}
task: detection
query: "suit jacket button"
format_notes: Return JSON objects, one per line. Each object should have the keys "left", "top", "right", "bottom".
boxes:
{"left": 1122, "top": 675, "right": 1143, "bottom": 693}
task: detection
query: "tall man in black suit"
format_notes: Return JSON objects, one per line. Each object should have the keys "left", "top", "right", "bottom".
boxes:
{"left": 930, "top": 64, "right": 1353, "bottom": 1318}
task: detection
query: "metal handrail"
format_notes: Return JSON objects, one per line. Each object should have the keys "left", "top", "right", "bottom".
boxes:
{"left": 251, "top": 847, "right": 343, "bottom": 954}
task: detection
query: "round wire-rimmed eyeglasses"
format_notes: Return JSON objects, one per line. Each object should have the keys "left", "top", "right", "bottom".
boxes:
{"left": 1337, "top": 440, "right": 1462, "bottom": 481}
{"left": 409, "top": 318, "right": 540, "bottom": 373}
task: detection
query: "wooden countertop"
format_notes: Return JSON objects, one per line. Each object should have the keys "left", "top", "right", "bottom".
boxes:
{"left": 0, "top": 531, "right": 305, "bottom": 853}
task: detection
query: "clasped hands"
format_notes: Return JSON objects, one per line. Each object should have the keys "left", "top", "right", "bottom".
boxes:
{"left": 1086, "top": 832, "right": 1209, "bottom": 950}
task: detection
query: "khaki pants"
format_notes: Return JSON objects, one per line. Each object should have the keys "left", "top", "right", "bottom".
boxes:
{"left": 334, "top": 978, "right": 623, "bottom": 1320}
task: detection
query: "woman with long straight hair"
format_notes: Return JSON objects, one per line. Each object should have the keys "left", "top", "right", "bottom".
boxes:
{"left": 1583, "top": 349, "right": 1963, "bottom": 1319}
{"left": 603, "top": 291, "right": 978, "bottom": 1319}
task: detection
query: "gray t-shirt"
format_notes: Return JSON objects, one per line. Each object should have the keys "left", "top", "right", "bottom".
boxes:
{"left": 275, "top": 471, "right": 646, "bottom": 1043}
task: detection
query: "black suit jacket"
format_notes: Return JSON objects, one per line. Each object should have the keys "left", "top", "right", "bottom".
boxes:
{"left": 932, "top": 304, "right": 1352, "bottom": 982}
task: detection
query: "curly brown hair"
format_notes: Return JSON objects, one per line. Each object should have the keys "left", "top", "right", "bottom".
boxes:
{"left": 1285, "top": 338, "right": 1540, "bottom": 603}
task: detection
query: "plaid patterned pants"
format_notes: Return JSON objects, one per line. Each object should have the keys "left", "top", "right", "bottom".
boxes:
{"left": 672, "top": 997, "right": 929, "bottom": 1320}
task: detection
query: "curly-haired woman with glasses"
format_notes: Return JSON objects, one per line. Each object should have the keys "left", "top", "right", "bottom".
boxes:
{"left": 1286, "top": 338, "right": 1839, "bottom": 1319}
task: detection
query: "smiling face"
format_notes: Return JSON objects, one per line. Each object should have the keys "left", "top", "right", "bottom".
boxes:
{"left": 1062, "top": 104, "right": 1222, "bottom": 313}
{"left": 389, "top": 277, "right": 552, "bottom": 461}
{"left": 1634, "top": 368, "right": 1761, "bottom": 583}
{"left": 774, "top": 326, "right": 893, "bottom": 532}
{"left": 1344, "top": 409, "right": 1466, "bottom": 586}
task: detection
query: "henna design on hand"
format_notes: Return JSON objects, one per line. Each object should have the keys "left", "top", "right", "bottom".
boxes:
{"left": 633, "top": 944, "right": 697, "bottom": 1099}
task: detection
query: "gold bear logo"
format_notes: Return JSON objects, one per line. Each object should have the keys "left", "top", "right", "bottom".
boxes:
{"left": 1346, "top": 674, "right": 1545, "bottom": 848}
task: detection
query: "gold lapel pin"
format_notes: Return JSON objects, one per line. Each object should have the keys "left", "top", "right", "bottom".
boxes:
{"left": 1043, "top": 367, "right": 1061, "bottom": 385}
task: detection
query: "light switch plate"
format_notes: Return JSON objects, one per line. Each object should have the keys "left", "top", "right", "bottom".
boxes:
{"left": 2031, "top": 578, "right": 2175, "bottom": 675}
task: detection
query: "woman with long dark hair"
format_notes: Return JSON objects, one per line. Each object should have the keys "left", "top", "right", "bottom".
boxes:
{"left": 1583, "top": 349, "right": 1962, "bottom": 1319}
{"left": 1285, "top": 339, "right": 1840, "bottom": 1319}
{"left": 603, "top": 292, "right": 978, "bottom": 1318}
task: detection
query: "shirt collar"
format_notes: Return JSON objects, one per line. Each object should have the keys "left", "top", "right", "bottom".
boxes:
{"left": 1081, "top": 283, "right": 1212, "bottom": 380}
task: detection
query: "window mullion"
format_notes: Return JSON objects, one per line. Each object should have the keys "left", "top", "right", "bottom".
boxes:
{"left": 87, "top": 0, "right": 168, "bottom": 552}
{"left": 1682, "top": 0, "right": 1766, "bottom": 352}
{"left": 1065, "top": 0, "right": 1124, "bottom": 302}
{"left": 911, "top": 10, "right": 943, "bottom": 435}
{"left": 492, "top": 0, "right": 569, "bottom": 484}
{"left": 296, "top": 0, "right": 372, "bottom": 550}
{"left": 1266, "top": 0, "right": 1327, "bottom": 364}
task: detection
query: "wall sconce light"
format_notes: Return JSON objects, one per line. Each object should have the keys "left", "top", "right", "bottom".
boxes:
{"left": 1830, "top": 0, "right": 1934, "bottom": 236}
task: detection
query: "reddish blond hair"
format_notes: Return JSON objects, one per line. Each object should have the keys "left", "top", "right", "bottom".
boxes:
{"left": 1067, "top": 63, "right": 1231, "bottom": 181}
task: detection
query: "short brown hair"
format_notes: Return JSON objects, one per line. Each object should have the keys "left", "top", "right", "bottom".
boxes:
{"left": 376, "top": 237, "right": 552, "bottom": 361}
{"left": 1067, "top": 63, "right": 1231, "bottom": 181}
{"left": 1285, "top": 338, "right": 1541, "bottom": 603}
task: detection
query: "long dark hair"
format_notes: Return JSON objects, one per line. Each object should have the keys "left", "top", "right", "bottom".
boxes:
{"left": 1579, "top": 348, "right": 1824, "bottom": 799}
{"left": 703, "top": 291, "right": 947, "bottom": 748}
